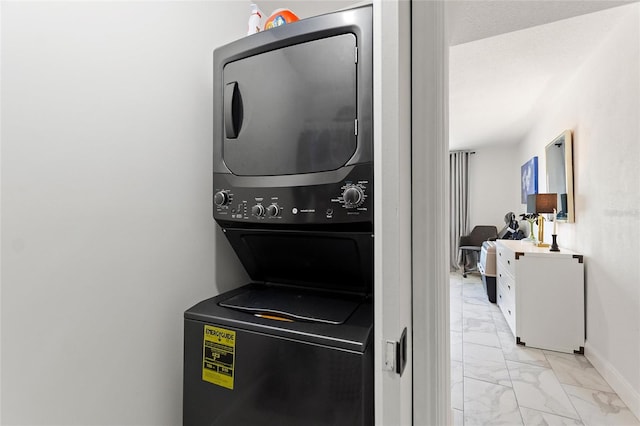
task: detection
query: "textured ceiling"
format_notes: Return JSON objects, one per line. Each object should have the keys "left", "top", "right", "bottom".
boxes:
{"left": 447, "top": 0, "right": 635, "bottom": 46}
{"left": 448, "top": 1, "right": 638, "bottom": 150}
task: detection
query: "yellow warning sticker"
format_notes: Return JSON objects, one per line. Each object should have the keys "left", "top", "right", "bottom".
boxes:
{"left": 202, "top": 325, "right": 236, "bottom": 390}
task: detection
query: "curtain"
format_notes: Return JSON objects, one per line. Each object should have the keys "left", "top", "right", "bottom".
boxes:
{"left": 450, "top": 151, "right": 470, "bottom": 270}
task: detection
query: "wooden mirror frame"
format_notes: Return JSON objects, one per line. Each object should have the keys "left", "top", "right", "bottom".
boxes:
{"left": 545, "top": 130, "right": 574, "bottom": 223}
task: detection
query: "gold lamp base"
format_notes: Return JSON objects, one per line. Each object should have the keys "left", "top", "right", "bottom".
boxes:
{"left": 537, "top": 215, "right": 547, "bottom": 247}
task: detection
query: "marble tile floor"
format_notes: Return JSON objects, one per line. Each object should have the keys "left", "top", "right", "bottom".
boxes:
{"left": 450, "top": 272, "right": 640, "bottom": 426}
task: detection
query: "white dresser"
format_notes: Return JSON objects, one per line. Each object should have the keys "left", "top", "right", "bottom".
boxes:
{"left": 495, "top": 240, "right": 585, "bottom": 354}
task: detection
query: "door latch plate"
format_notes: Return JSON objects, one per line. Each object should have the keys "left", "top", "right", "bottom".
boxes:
{"left": 384, "top": 327, "right": 408, "bottom": 376}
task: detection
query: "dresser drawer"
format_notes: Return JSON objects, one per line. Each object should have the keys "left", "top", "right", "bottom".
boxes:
{"left": 497, "top": 244, "right": 516, "bottom": 277}
{"left": 497, "top": 281, "right": 516, "bottom": 334}
{"left": 497, "top": 269, "right": 516, "bottom": 298}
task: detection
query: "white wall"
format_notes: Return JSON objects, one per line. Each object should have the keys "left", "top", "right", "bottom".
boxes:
{"left": 255, "top": 0, "right": 360, "bottom": 19}
{"left": 1, "top": 2, "right": 249, "bottom": 424}
{"left": 516, "top": 3, "right": 640, "bottom": 418}
{"left": 467, "top": 144, "right": 520, "bottom": 231}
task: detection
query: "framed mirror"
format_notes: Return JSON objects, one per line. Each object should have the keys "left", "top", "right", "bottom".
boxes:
{"left": 545, "top": 130, "right": 574, "bottom": 222}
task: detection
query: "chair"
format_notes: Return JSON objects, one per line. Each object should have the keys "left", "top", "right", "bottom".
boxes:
{"left": 459, "top": 225, "right": 498, "bottom": 278}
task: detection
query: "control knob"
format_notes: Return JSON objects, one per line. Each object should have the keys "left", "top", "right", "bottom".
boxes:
{"left": 342, "top": 185, "right": 365, "bottom": 208}
{"left": 251, "top": 204, "right": 266, "bottom": 217}
{"left": 267, "top": 204, "right": 280, "bottom": 217}
{"left": 214, "top": 191, "right": 230, "bottom": 207}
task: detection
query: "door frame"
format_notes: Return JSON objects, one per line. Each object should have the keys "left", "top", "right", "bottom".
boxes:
{"left": 373, "top": 1, "right": 449, "bottom": 425}
{"left": 373, "top": 0, "right": 413, "bottom": 424}
{"left": 411, "top": 1, "right": 450, "bottom": 425}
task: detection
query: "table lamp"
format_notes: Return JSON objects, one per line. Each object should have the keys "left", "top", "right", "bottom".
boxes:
{"left": 527, "top": 193, "right": 557, "bottom": 247}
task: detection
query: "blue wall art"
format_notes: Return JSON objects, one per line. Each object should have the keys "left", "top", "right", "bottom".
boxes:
{"left": 521, "top": 156, "right": 538, "bottom": 204}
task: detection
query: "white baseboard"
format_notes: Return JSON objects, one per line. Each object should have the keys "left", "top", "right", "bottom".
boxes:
{"left": 585, "top": 341, "right": 640, "bottom": 421}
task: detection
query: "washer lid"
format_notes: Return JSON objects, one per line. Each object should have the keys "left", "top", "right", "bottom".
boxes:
{"left": 221, "top": 228, "right": 373, "bottom": 294}
{"left": 219, "top": 285, "right": 362, "bottom": 325}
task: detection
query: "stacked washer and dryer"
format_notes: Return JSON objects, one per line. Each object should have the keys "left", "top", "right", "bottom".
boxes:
{"left": 183, "top": 5, "right": 374, "bottom": 425}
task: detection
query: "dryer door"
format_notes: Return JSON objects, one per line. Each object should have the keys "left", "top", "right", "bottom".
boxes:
{"left": 222, "top": 33, "right": 357, "bottom": 176}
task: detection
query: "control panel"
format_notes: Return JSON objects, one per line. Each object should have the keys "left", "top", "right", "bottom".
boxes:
{"left": 213, "top": 166, "right": 373, "bottom": 225}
